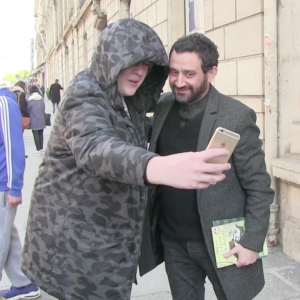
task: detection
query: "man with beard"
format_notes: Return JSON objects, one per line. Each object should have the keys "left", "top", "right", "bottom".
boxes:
{"left": 21, "top": 21, "right": 231, "bottom": 300}
{"left": 139, "top": 33, "right": 274, "bottom": 300}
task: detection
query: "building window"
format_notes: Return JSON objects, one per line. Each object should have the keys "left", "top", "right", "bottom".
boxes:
{"left": 185, "top": 0, "right": 196, "bottom": 34}
{"left": 185, "top": 0, "right": 205, "bottom": 34}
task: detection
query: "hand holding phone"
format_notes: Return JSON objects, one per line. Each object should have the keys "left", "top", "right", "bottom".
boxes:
{"left": 206, "top": 127, "right": 240, "bottom": 164}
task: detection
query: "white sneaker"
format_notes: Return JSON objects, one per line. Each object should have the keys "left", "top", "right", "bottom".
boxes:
{"left": 40, "top": 149, "right": 45, "bottom": 153}
{"left": 34, "top": 151, "right": 42, "bottom": 156}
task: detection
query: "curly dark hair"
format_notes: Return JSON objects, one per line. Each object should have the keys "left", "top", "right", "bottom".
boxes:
{"left": 169, "top": 33, "right": 219, "bottom": 73}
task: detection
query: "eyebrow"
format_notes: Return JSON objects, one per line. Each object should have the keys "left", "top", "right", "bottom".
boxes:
{"left": 170, "top": 67, "right": 196, "bottom": 73}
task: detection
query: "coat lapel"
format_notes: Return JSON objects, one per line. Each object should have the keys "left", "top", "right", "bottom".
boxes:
{"left": 149, "top": 95, "right": 175, "bottom": 152}
{"left": 196, "top": 85, "right": 220, "bottom": 151}
{"left": 196, "top": 85, "right": 221, "bottom": 202}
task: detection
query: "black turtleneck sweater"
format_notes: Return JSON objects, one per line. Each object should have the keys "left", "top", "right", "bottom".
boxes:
{"left": 156, "top": 91, "right": 209, "bottom": 240}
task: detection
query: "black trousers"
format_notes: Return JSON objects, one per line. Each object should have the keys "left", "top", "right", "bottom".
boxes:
{"left": 52, "top": 100, "right": 60, "bottom": 112}
{"left": 161, "top": 234, "right": 228, "bottom": 300}
{"left": 32, "top": 129, "right": 44, "bottom": 151}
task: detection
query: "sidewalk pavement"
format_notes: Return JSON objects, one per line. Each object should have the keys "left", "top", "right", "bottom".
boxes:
{"left": 1, "top": 99, "right": 300, "bottom": 299}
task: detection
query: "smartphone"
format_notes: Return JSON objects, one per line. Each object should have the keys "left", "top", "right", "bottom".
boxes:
{"left": 206, "top": 127, "right": 240, "bottom": 163}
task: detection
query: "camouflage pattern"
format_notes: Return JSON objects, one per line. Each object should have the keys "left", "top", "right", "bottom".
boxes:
{"left": 21, "top": 19, "right": 169, "bottom": 300}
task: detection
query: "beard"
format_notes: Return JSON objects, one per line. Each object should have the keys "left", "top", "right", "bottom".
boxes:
{"left": 171, "top": 75, "right": 208, "bottom": 105}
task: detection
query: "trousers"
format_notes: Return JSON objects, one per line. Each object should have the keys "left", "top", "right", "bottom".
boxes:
{"left": 161, "top": 234, "right": 228, "bottom": 300}
{"left": 0, "top": 191, "right": 31, "bottom": 287}
{"left": 32, "top": 129, "right": 44, "bottom": 151}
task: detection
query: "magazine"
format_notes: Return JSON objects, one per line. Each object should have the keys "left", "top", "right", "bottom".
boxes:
{"left": 211, "top": 217, "right": 268, "bottom": 268}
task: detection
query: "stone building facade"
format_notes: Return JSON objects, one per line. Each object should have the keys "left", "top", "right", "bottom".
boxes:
{"left": 33, "top": 0, "right": 300, "bottom": 263}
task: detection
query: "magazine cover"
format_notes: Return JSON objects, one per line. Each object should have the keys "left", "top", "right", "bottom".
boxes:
{"left": 211, "top": 218, "right": 268, "bottom": 268}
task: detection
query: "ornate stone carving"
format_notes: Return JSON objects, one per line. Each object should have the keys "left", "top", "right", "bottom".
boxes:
{"left": 91, "top": 0, "right": 107, "bottom": 30}
{"left": 79, "top": 0, "right": 87, "bottom": 10}
{"left": 69, "top": 7, "right": 74, "bottom": 20}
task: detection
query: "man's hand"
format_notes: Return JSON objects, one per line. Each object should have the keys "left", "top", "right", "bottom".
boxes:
{"left": 224, "top": 244, "right": 258, "bottom": 268}
{"left": 146, "top": 148, "right": 231, "bottom": 189}
{"left": 7, "top": 195, "right": 22, "bottom": 208}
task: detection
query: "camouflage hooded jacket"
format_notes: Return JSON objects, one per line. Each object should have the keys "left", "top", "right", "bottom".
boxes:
{"left": 22, "top": 19, "right": 169, "bottom": 300}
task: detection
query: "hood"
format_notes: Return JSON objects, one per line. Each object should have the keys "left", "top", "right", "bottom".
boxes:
{"left": 0, "top": 87, "right": 17, "bottom": 100}
{"left": 28, "top": 92, "right": 43, "bottom": 101}
{"left": 90, "top": 18, "right": 169, "bottom": 112}
{"left": 11, "top": 85, "right": 25, "bottom": 93}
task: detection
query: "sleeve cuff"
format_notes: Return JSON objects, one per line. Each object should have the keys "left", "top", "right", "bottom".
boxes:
{"left": 143, "top": 158, "right": 157, "bottom": 187}
{"left": 8, "top": 189, "right": 22, "bottom": 197}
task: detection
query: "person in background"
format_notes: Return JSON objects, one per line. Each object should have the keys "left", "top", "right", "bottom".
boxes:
{"left": 10, "top": 81, "right": 30, "bottom": 158}
{"left": 0, "top": 84, "right": 40, "bottom": 300}
{"left": 27, "top": 86, "right": 46, "bottom": 156}
{"left": 21, "top": 19, "right": 230, "bottom": 300}
{"left": 49, "top": 79, "right": 63, "bottom": 113}
{"left": 139, "top": 33, "right": 274, "bottom": 300}
{"left": 10, "top": 81, "right": 29, "bottom": 120}
{"left": 40, "top": 85, "right": 45, "bottom": 97}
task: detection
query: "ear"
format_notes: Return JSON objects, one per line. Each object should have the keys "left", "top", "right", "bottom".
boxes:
{"left": 207, "top": 66, "right": 218, "bottom": 83}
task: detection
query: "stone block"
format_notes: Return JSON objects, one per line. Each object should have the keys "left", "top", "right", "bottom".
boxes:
{"left": 139, "top": 9, "right": 148, "bottom": 25}
{"left": 272, "top": 157, "right": 300, "bottom": 186}
{"left": 225, "top": 15, "right": 263, "bottom": 59}
{"left": 291, "top": 123, "right": 300, "bottom": 154}
{"left": 214, "top": 0, "right": 235, "bottom": 28}
{"left": 147, "top": 3, "right": 157, "bottom": 27}
{"left": 237, "top": 56, "right": 263, "bottom": 96}
{"left": 153, "top": 24, "right": 162, "bottom": 42}
{"left": 283, "top": 216, "right": 300, "bottom": 264}
{"left": 156, "top": 0, "right": 167, "bottom": 24}
{"left": 130, "top": 0, "right": 136, "bottom": 16}
{"left": 236, "top": 0, "right": 262, "bottom": 20}
{"left": 256, "top": 112, "right": 264, "bottom": 140}
{"left": 204, "top": 0, "right": 213, "bottom": 31}
{"left": 206, "top": 28, "right": 224, "bottom": 60}
{"left": 143, "top": 0, "right": 153, "bottom": 10}
{"left": 161, "top": 21, "right": 168, "bottom": 46}
{"left": 215, "top": 60, "right": 237, "bottom": 95}
{"left": 136, "top": 0, "right": 143, "bottom": 15}
{"left": 233, "top": 96, "right": 264, "bottom": 113}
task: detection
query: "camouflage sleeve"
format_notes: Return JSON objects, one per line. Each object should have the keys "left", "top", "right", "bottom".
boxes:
{"left": 62, "top": 94, "right": 158, "bottom": 186}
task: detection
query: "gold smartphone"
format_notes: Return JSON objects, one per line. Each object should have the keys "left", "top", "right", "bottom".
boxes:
{"left": 206, "top": 127, "right": 240, "bottom": 163}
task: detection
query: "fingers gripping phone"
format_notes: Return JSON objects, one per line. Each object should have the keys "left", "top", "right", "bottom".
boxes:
{"left": 206, "top": 127, "right": 240, "bottom": 163}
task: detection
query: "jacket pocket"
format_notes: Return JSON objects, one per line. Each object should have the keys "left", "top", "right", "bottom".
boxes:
{"left": 0, "top": 192, "right": 7, "bottom": 208}
{"left": 60, "top": 217, "right": 132, "bottom": 254}
{"left": 56, "top": 217, "right": 136, "bottom": 278}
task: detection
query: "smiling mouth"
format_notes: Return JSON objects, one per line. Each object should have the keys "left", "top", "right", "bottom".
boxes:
{"left": 177, "top": 88, "right": 190, "bottom": 93}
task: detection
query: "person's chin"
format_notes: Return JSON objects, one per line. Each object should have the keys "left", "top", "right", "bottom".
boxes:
{"left": 175, "top": 93, "right": 189, "bottom": 103}
{"left": 123, "top": 89, "right": 137, "bottom": 96}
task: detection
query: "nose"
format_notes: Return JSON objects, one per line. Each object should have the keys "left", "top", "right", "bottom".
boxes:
{"left": 134, "top": 63, "right": 147, "bottom": 75}
{"left": 175, "top": 73, "right": 185, "bottom": 88}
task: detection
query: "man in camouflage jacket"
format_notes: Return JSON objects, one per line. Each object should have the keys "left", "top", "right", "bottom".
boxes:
{"left": 21, "top": 19, "right": 231, "bottom": 300}
{"left": 21, "top": 18, "right": 170, "bottom": 300}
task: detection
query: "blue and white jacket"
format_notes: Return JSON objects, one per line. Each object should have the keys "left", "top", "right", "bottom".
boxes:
{"left": 0, "top": 87, "right": 25, "bottom": 197}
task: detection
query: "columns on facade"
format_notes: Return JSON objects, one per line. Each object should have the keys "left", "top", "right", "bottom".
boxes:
{"left": 62, "top": 39, "right": 69, "bottom": 87}
{"left": 119, "top": 0, "right": 130, "bottom": 19}
{"left": 264, "top": 0, "right": 279, "bottom": 247}
{"left": 167, "top": 0, "right": 185, "bottom": 48}
{"left": 74, "top": 27, "right": 79, "bottom": 75}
